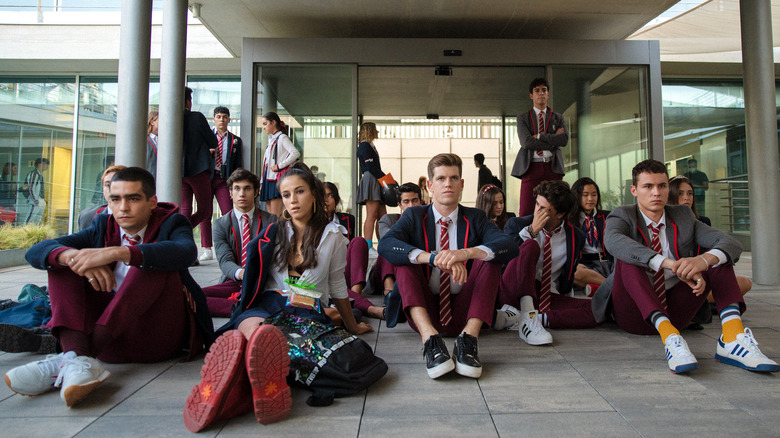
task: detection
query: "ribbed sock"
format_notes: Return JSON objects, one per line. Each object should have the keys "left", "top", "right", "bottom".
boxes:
{"left": 519, "top": 295, "right": 535, "bottom": 314}
{"left": 720, "top": 304, "right": 743, "bottom": 343}
{"left": 540, "top": 313, "right": 549, "bottom": 328}
{"left": 651, "top": 312, "right": 679, "bottom": 344}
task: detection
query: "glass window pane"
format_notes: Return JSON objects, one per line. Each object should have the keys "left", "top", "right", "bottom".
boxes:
{"left": 0, "top": 77, "right": 75, "bottom": 235}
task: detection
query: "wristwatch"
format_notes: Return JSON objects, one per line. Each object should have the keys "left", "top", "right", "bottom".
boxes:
{"left": 429, "top": 251, "right": 438, "bottom": 267}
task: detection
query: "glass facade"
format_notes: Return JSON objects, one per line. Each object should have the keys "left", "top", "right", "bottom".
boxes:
{"left": 0, "top": 75, "right": 240, "bottom": 236}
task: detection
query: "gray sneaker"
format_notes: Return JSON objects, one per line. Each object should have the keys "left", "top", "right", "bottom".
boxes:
{"left": 5, "top": 351, "right": 76, "bottom": 396}
{"left": 56, "top": 355, "right": 111, "bottom": 407}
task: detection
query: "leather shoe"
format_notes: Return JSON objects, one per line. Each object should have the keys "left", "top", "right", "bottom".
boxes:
{"left": 423, "top": 334, "right": 454, "bottom": 379}
{"left": 453, "top": 333, "right": 482, "bottom": 378}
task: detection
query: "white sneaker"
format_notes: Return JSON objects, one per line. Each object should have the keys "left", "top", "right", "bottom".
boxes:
{"left": 715, "top": 328, "right": 780, "bottom": 372}
{"left": 4, "top": 351, "right": 76, "bottom": 396}
{"left": 199, "top": 249, "right": 214, "bottom": 261}
{"left": 56, "top": 355, "right": 111, "bottom": 407}
{"left": 518, "top": 311, "right": 553, "bottom": 345}
{"left": 664, "top": 334, "right": 698, "bottom": 374}
{"left": 494, "top": 304, "right": 521, "bottom": 331}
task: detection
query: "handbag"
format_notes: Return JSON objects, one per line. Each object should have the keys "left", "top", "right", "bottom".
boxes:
{"left": 378, "top": 173, "right": 400, "bottom": 207}
{"left": 264, "top": 311, "right": 388, "bottom": 404}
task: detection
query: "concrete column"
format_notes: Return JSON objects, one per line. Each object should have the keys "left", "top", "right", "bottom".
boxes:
{"left": 740, "top": 0, "right": 780, "bottom": 285}
{"left": 115, "top": 0, "right": 152, "bottom": 168}
{"left": 157, "top": 0, "right": 188, "bottom": 204}
{"left": 576, "top": 80, "right": 592, "bottom": 179}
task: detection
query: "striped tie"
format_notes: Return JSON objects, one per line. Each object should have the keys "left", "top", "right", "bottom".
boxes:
{"left": 536, "top": 110, "right": 545, "bottom": 157}
{"left": 648, "top": 224, "right": 667, "bottom": 310}
{"left": 123, "top": 234, "right": 141, "bottom": 246}
{"left": 240, "top": 213, "right": 251, "bottom": 268}
{"left": 583, "top": 213, "right": 598, "bottom": 248}
{"left": 438, "top": 217, "right": 452, "bottom": 326}
{"left": 539, "top": 227, "right": 560, "bottom": 314}
{"left": 216, "top": 132, "right": 225, "bottom": 169}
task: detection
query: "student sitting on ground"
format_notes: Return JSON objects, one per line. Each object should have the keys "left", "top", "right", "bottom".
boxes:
{"left": 7, "top": 167, "right": 214, "bottom": 407}
{"left": 476, "top": 184, "right": 514, "bottom": 231}
{"left": 378, "top": 153, "right": 517, "bottom": 379}
{"left": 184, "top": 165, "right": 372, "bottom": 430}
{"left": 202, "top": 168, "right": 276, "bottom": 317}
{"left": 497, "top": 180, "right": 598, "bottom": 345}
{"left": 605, "top": 159, "right": 777, "bottom": 374}
{"left": 568, "top": 177, "right": 613, "bottom": 296}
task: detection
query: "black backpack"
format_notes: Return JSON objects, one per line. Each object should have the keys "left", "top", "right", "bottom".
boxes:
{"left": 264, "top": 311, "right": 388, "bottom": 405}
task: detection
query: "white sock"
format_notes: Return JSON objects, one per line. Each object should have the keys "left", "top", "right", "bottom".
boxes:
{"left": 520, "top": 295, "right": 535, "bottom": 314}
{"left": 652, "top": 314, "right": 670, "bottom": 331}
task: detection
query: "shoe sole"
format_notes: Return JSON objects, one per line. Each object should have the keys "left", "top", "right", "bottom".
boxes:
{"left": 427, "top": 359, "right": 455, "bottom": 379}
{"left": 62, "top": 370, "right": 111, "bottom": 407}
{"left": 183, "top": 330, "right": 248, "bottom": 433}
{"left": 669, "top": 362, "right": 699, "bottom": 374}
{"left": 0, "top": 324, "right": 44, "bottom": 353}
{"left": 519, "top": 332, "right": 553, "bottom": 346}
{"left": 4, "top": 373, "right": 56, "bottom": 397}
{"left": 246, "top": 325, "right": 291, "bottom": 425}
{"left": 715, "top": 353, "right": 780, "bottom": 372}
{"left": 454, "top": 362, "right": 482, "bottom": 379}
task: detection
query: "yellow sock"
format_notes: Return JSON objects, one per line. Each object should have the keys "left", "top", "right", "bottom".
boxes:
{"left": 722, "top": 318, "right": 744, "bottom": 343}
{"left": 657, "top": 320, "right": 680, "bottom": 344}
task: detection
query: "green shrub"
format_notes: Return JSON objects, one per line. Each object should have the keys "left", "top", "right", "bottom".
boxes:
{"left": 0, "top": 223, "right": 56, "bottom": 251}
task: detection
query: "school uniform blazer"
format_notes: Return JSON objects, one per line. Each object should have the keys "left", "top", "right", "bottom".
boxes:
{"left": 335, "top": 212, "right": 356, "bottom": 240}
{"left": 183, "top": 109, "right": 218, "bottom": 177}
{"left": 604, "top": 204, "right": 742, "bottom": 270}
{"left": 77, "top": 204, "right": 109, "bottom": 231}
{"left": 146, "top": 134, "right": 157, "bottom": 176}
{"left": 579, "top": 210, "right": 613, "bottom": 261}
{"left": 25, "top": 202, "right": 215, "bottom": 348}
{"left": 213, "top": 208, "right": 277, "bottom": 284}
{"left": 357, "top": 141, "right": 385, "bottom": 179}
{"left": 377, "top": 204, "right": 518, "bottom": 279}
{"left": 213, "top": 130, "right": 244, "bottom": 177}
{"left": 504, "top": 215, "right": 585, "bottom": 296}
{"left": 510, "top": 108, "right": 569, "bottom": 178}
{"left": 377, "top": 213, "right": 400, "bottom": 239}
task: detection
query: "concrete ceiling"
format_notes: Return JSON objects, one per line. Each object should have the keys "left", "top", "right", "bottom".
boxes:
{"left": 195, "top": 0, "right": 680, "bottom": 57}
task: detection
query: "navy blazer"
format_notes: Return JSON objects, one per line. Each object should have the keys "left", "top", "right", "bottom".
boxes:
{"left": 213, "top": 129, "right": 243, "bottom": 178}
{"left": 357, "top": 141, "right": 385, "bottom": 179}
{"left": 378, "top": 204, "right": 518, "bottom": 280}
{"left": 505, "top": 215, "right": 585, "bottom": 296}
{"left": 25, "top": 203, "right": 215, "bottom": 349}
{"left": 183, "top": 109, "right": 218, "bottom": 177}
{"left": 335, "top": 212, "right": 356, "bottom": 240}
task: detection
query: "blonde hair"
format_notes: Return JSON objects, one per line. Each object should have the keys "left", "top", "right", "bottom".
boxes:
{"left": 359, "top": 122, "right": 378, "bottom": 143}
{"left": 147, "top": 111, "right": 159, "bottom": 135}
{"left": 102, "top": 164, "right": 128, "bottom": 180}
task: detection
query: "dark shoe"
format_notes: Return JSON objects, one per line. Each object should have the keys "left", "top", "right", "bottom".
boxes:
{"left": 183, "top": 330, "right": 253, "bottom": 433}
{"left": 0, "top": 324, "right": 57, "bottom": 354}
{"left": 352, "top": 308, "right": 363, "bottom": 324}
{"left": 423, "top": 334, "right": 454, "bottom": 379}
{"left": 686, "top": 322, "right": 704, "bottom": 330}
{"left": 383, "top": 285, "right": 406, "bottom": 328}
{"left": 691, "top": 301, "right": 713, "bottom": 325}
{"left": 453, "top": 333, "right": 482, "bottom": 378}
{"left": 246, "top": 325, "right": 291, "bottom": 425}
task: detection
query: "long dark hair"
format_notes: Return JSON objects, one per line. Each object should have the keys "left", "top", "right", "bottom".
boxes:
{"left": 569, "top": 177, "right": 602, "bottom": 223}
{"left": 323, "top": 181, "right": 341, "bottom": 212}
{"left": 273, "top": 162, "right": 329, "bottom": 271}
{"left": 263, "top": 111, "right": 289, "bottom": 135}
{"left": 668, "top": 175, "right": 699, "bottom": 218}
{"left": 476, "top": 184, "right": 509, "bottom": 230}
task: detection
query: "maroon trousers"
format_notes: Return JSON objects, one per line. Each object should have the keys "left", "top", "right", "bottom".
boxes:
{"left": 611, "top": 260, "right": 745, "bottom": 335}
{"left": 202, "top": 280, "right": 241, "bottom": 317}
{"left": 499, "top": 239, "right": 597, "bottom": 329}
{"left": 344, "top": 237, "right": 372, "bottom": 313}
{"left": 373, "top": 255, "right": 396, "bottom": 292}
{"left": 47, "top": 267, "right": 187, "bottom": 363}
{"left": 181, "top": 170, "right": 213, "bottom": 229}
{"left": 396, "top": 260, "right": 500, "bottom": 337}
{"left": 198, "top": 174, "right": 232, "bottom": 248}
{"left": 518, "top": 162, "right": 563, "bottom": 216}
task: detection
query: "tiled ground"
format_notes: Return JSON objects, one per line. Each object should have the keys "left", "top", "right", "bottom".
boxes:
{"left": 1, "top": 253, "right": 779, "bottom": 437}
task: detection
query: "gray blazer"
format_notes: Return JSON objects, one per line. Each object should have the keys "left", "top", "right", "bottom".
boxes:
{"left": 591, "top": 204, "right": 742, "bottom": 322}
{"left": 213, "top": 208, "right": 277, "bottom": 283}
{"left": 377, "top": 213, "right": 400, "bottom": 239}
{"left": 510, "top": 108, "right": 569, "bottom": 178}
{"left": 77, "top": 204, "right": 108, "bottom": 231}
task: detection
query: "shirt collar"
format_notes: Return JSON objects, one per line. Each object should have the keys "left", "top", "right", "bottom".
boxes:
{"left": 533, "top": 107, "right": 547, "bottom": 117}
{"left": 120, "top": 225, "right": 148, "bottom": 243}
{"left": 640, "top": 209, "right": 666, "bottom": 229}
{"left": 234, "top": 207, "right": 255, "bottom": 223}
{"left": 432, "top": 204, "right": 459, "bottom": 225}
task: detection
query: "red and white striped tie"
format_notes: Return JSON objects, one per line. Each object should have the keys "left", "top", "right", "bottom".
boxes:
{"left": 539, "top": 228, "right": 559, "bottom": 314}
{"left": 536, "top": 110, "right": 545, "bottom": 157}
{"left": 648, "top": 224, "right": 667, "bottom": 310}
{"left": 438, "top": 217, "right": 452, "bottom": 326}
{"left": 123, "top": 234, "right": 141, "bottom": 246}
{"left": 240, "top": 213, "right": 251, "bottom": 268}
{"left": 216, "top": 132, "right": 225, "bottom": 169}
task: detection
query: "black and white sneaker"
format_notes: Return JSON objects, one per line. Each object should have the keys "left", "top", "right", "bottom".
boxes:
{"left": 423, "top": 334, "right": 455, "bottom": 379}
{"left": 453, "top": 333, "right": 482, "bottom": 378}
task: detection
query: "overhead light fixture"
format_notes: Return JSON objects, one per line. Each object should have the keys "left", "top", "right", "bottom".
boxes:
{"left": 435, "top": 66, "right": 452, "bottom": 76}
{"left": 190, "top": 3, "right": 202, "bottom": 19}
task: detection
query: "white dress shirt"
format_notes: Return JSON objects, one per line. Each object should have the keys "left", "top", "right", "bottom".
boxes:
{"left": 114, "top": 226, "right": 147, "bottom": 291}
{"left": 519, "top": 222, "right": 567, "bottom": 296}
